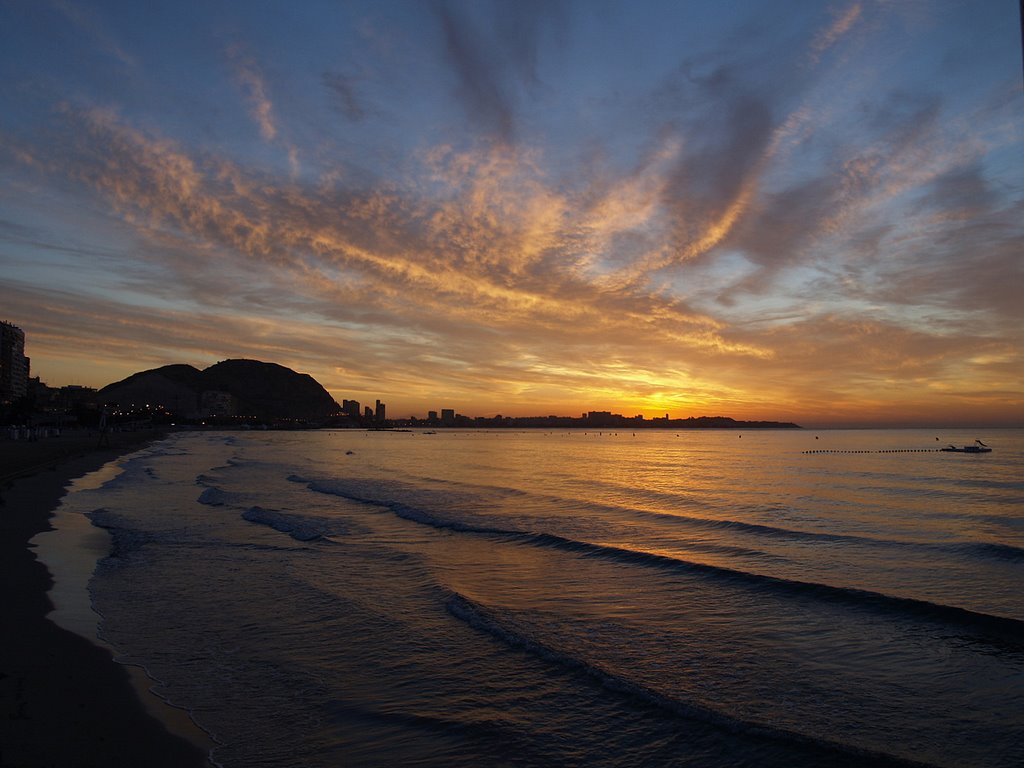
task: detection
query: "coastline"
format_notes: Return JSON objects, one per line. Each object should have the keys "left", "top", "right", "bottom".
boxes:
{"left": 0, "top": 430, "right": 210, "bottom": 768}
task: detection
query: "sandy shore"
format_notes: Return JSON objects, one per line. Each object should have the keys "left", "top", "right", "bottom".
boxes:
{"left": 0, "top": 429, "right": 210, "bottom": 767}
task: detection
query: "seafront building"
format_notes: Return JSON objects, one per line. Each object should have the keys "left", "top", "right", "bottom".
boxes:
{"left": 0, "top": 321, "right": 30, "bottom": 404}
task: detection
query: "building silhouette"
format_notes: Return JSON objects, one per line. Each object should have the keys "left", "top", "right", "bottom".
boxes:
{"left": 1, "top": 321, "right": 30, "bottom": 404}
{"left": 375, "top": 399, "right": 386, "bottom": 422}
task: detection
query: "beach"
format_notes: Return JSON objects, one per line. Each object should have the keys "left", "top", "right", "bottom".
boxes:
{"left": 0, "top": 429, "right": 208, "bottom": 768}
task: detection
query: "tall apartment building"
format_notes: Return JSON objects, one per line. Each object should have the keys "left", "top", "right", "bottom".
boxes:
{"left": 0, "top": 321, "right": 30, "bottom": 404}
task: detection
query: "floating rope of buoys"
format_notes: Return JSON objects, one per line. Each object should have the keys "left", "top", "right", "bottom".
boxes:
{"left": 802, "top": 448, "right": 946, "bottom": 454}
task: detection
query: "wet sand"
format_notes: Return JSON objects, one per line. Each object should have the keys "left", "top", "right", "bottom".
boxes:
{"left": 0, "top": 430, "right": 209, "bottom": 767}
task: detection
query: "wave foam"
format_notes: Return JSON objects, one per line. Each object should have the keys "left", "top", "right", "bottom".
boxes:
{"left": 241, "top": 506, "right": 344, "bottom": 542}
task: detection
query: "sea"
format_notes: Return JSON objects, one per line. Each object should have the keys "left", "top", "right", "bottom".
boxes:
{"left": 36, "top": 428, "right": 1024, "bottom": 767}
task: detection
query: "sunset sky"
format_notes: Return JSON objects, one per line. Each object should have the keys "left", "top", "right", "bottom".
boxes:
{"left": 1, "top": 1, "right": 1021, "bottom": 427}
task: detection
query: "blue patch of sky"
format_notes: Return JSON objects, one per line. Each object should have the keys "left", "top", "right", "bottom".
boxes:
{"left": 666, "top": 249, "right": 756, "bottom": 300}
{"left": 0, "top": 182, "right": 130, "bottom": 269}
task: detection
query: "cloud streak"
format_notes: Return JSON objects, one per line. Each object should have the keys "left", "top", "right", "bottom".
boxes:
{"left": 228, "top": 44, "right": 278, "bottom": 142}
{"left": 810, "top": 2, "right": 862, "bottom": 64}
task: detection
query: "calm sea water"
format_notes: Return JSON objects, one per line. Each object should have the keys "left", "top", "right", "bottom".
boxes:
{"left": 51, "top": 428, "right": 1024, "bottom": 767}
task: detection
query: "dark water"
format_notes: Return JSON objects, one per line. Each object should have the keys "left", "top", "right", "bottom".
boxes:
{"left": 59, "top": 429, "right": 1024, "bottom": 766}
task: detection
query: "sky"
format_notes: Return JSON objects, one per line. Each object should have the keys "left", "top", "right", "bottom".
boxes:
{"left": 1, "top": 0, "right": 1022, "bottom": 428}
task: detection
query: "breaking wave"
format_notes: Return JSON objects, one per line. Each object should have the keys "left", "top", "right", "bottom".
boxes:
{"left": 299, "top": 478, "right": 1024, "bottom": 647}
{"left": 241, "top": 506, "right": 344, "bottom": 542}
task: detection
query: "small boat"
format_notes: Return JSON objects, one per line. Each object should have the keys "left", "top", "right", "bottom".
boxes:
{"left": 940, "top": 440, "right": 991, "bottom": 453}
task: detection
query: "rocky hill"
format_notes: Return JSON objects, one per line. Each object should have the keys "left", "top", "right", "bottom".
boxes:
{"left": 98, "top": 359, "right": 340, "bottom": 421}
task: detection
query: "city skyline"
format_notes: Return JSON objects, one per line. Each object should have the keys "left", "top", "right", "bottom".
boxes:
{"left": 3, "top": 325, "right": 802, "bottom": 426}
{"left": 2, "top": 2, "right": 1022, "bottom": 428}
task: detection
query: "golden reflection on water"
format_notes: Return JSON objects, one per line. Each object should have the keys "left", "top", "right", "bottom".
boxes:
{"left": 311, "top": 427, "right": 1024, "bottom": 620}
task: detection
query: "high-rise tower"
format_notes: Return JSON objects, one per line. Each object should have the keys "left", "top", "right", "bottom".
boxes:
{"left": 0, "top": 321, "right": 30, "bottom": 404}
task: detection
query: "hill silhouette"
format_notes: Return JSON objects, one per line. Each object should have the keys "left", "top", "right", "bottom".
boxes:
{"left": 98, "top": 359, "right": 339, "bottom": 421}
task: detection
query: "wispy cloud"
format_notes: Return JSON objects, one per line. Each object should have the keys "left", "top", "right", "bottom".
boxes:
{"left": 227, "top": 44, "right": 277, "bottom": 142}
{"left": 433, "top": 0, "right": 564, "bottom": 143}
{"left": 436, "top": 2, "right": 514, "bottom": 142}
{"left": 50, "top": 0, "right": 136, "bottom": 68}
{"left": 809, "top": 2, "right": 862, "bottom": 64}
{"left": 322, "top": 71, "right": 367, "bottom": 121}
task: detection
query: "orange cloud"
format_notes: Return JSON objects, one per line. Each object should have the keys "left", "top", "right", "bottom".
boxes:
{"left": 810, "top": 3, "right": 863, "bottom": 64}
{"left": 228, "top": 45, "right": 278, "bottom": 142}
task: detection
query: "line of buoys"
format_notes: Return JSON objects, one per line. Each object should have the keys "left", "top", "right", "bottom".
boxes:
{"left": 802, "top": 449, "right": 945, "bottom": 454}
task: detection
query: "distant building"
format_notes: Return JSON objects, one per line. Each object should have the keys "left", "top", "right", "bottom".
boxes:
{"left": 441, "top": 408, "right": 455, "bottom": 425}
{"left": 342, "top": 399, "right": 361, "bottom": 418}
{"left": 54, "top": 384, "right": 97, "bottom": 413}
{"left": 200, "top": 390, "right": 236, "bottom": 417}
{"left": 364, "top": 405, "right": 373, "bottom": 420}
{"left": 428, "top": 410, "right": 438, "bottom": 422}
{"left": 0, "top": 321, "right": 30, "bottom": 404}
{"left": 375, "top": 399, "right": 386, "bottom": 422}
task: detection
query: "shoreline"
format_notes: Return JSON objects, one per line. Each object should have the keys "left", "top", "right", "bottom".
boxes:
{"left": 0, "top": 430, "right": 210, "bottom": 767}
